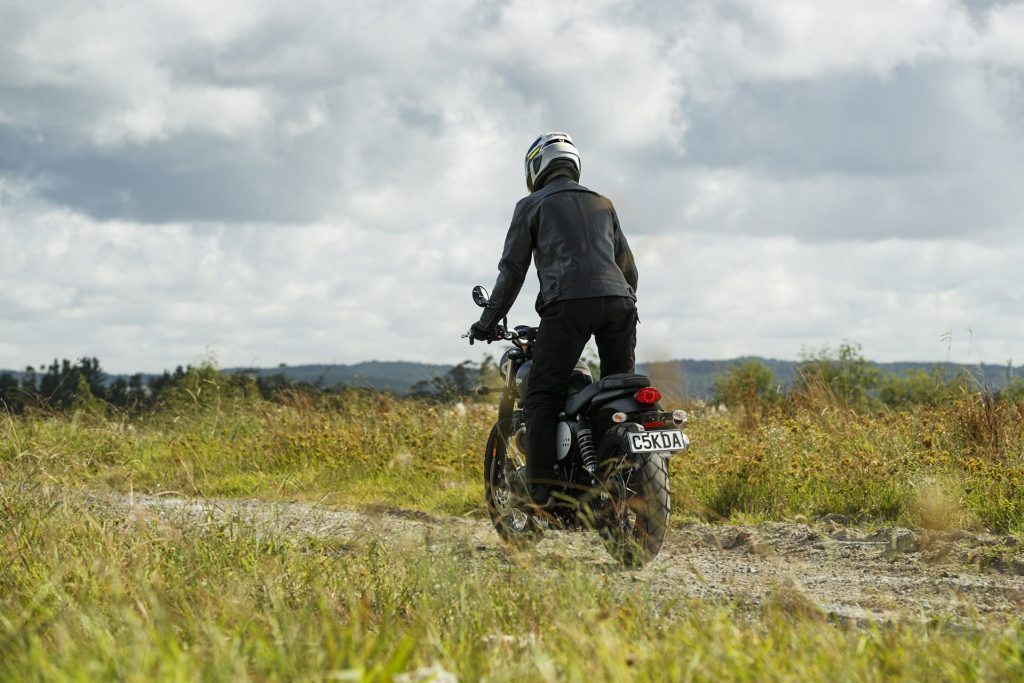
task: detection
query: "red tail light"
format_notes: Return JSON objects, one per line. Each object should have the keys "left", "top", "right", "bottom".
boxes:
{"left": 634, "top": 387, "right": 662, "bottom": 405}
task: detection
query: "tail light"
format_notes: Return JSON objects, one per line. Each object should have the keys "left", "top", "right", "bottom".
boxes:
{"left": 634, "top": 387, "right": 662, "bottom": 405}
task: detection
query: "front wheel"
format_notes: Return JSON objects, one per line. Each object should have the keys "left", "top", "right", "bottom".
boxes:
{"left": 484, "top": 426, "right": 542, "bottom": 548}
{"left": 597, "top": 425, "right": 671, "bottom": 567}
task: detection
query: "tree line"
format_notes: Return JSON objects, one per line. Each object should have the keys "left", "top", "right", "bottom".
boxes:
{"left": 0, "top": 356, "right": 497, "bottom": 414}
{"left": 6, "top": 345, "right": 1020, "bottom": 417}
{"left": 0, "top": 358, "right": 203, "bottom": 413}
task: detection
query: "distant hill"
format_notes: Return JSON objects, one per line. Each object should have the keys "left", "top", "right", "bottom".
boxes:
{"left": 224, "top": 361, "right": 453, "bottom": 395}
{"left": 5, "top": 358, "right": 1021, "bottom": 398}
{"left": 637, "top": 358, "right": 1024, "bottom": 399}
{"left": 228, "top": 358, "right": 1024, "bottom": 398}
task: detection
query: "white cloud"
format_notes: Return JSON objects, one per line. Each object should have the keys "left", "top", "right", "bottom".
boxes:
{"left": 632, "top": 232, "right": 1024, "bottom": 365}
{"left": 1, "top": 0, "right": 1023, "bottom": 370}
{"left": 90, "top": 85, "right": 268, "bottom": 146}
{"left": 1, "top": 192, "right": 1020, "bottom": 372}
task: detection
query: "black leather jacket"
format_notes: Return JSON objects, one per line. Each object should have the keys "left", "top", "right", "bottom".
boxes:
{"left": 479, "top": 176, "right": 638, "bottom": 330}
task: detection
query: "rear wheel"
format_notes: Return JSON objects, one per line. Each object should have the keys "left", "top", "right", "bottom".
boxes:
{"left": 597, "top": 425, "right": 671, "bottom": 567}
{"left": 484, "top": 426, "right": 542, "bottom": 548}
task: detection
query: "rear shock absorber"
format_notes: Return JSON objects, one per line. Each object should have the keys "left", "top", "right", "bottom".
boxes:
{"left": 577, "top": 425, "right": 598, "bottom": 474}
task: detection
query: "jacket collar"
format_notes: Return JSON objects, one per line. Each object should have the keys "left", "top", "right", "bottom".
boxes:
{"left": 531, "top": 175, "right": 594, "bottom": 199}
{"left": 544, "top": 175, "right": 576, "bottom": 189}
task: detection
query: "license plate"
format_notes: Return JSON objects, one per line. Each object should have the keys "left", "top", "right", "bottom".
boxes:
{"left": 628, "top": 429, "right": 688, "bottom": 453}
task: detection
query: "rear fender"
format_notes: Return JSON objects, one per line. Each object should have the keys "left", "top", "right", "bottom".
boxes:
{"left": 591, "top": 398, "right": 662, "bottom": 442}
{"left": 596, "top": 396, "right": 663, "bottom": 416}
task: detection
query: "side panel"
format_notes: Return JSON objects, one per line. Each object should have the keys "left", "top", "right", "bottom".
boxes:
{"left": 555, "top": 421, "right": 573, "bottom": 461}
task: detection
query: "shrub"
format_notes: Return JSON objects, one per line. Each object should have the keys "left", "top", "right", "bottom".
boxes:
{"left": 712, "top": 360, "right": 776, "bottom": 427}
{"left": 154, "top": 362, "right": 259, "bottom": 415}
{"left": 1002, "top": 378, "right": 1024, "bottom": 405}
{"left": 878, "top": 367, "right": 969, "bottom": 409}
{"left": 793, "top": 342, "right": 879, "bottom": 411}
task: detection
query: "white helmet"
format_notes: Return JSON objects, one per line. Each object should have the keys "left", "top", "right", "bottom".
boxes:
{"left": 524, "top": 132, "right": 581, "bottom": 192}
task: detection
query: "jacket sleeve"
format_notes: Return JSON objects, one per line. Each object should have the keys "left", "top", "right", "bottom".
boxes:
{"left": 612, "top": 208, "right": 638, "bottom": 294}
{"left": 479, "top": 201, "right": 533, "bottom": 329}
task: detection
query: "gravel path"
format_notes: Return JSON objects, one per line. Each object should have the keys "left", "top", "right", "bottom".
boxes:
{"left": 108, "top": 493, "right": 1024, "bottom": 623}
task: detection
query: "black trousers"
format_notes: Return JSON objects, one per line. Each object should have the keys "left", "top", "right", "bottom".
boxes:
{"left": 524, "top": 296, "right": 637, "bottom": 483}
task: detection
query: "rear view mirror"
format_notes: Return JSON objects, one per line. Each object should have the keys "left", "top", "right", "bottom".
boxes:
{"left": 472, "top": 285, "right": 490, "bottom": 308}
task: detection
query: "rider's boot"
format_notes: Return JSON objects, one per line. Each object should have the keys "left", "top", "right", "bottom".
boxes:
{"left": 527, "top": 481, "right": 553, "bottom": 508}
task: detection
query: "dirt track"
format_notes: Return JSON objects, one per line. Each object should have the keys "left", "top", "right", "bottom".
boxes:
{"left": 108, "top": 494, "right": 1024, "bottom": 624}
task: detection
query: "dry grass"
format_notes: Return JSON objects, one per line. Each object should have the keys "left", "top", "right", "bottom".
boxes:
{"left": 3, "top": 372, "right": 1024, "bottom": 533}
{"left": 910, "top": 478, "right": 976, "bottom": 532}
{"left": 4, "top": 482, "right": 1024, "bottom": 681}
{"left": 4, "top": 376, "right": 1024, "bottom": 679}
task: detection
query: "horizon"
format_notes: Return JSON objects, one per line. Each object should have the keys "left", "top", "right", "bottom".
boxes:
{"left": 2, "top": 349, "right": 1019, "bottom": 378}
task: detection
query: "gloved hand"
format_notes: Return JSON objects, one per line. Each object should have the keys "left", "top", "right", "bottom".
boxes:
{"left": 468, "top": 321, "right": 497, "bottom": 345}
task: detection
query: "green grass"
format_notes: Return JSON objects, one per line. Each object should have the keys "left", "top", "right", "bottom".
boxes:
{"left": 676, "top": 402, "right": 1024, "bottom": 532}
{"left": 4, "top": 382, "right": 1024, "bottom": 531}
{"left": 4, "top": 482, "right": 1024, "bottom": 682}
{"left": 5, "top": 384, "right": 1024, "bottom": 679}
{"left": 1, "top": 391, "right": 487, "bottom": 514}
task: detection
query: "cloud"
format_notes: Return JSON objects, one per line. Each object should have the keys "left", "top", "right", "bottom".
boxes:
{"left": 0, "top": 0, "right": 687, "bottom": 224}
{"left": 0, "top": 184, "right": 508, "bottom": 371}
{"left": 631, "top": 231, "right": 1024, "bottom": 365}
{"left": 4, "top": 0, "right": 1023, "bottom": 237}
{"left": 1, "top": 0, "right": 1022, "bottom": 370}
{"left": 2, "top": 188, "right": 1020, "bottom": 372}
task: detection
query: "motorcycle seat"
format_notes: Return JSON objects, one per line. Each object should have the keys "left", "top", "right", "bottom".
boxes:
{"left": 564, "top": 373, "right": 650, "bottom": 417}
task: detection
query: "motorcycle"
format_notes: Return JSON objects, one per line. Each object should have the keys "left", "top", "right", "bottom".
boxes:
{"left": 465, "top": 285, "right": 690, "bottom": 566}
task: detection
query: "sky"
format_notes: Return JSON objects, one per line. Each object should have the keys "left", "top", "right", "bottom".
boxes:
{"left": 1, "top": 0, "right": 1023, "bottom": 373}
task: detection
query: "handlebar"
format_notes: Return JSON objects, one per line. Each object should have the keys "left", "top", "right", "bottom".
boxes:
{"left": 463, "top": 324, "right": 516, "bottom": 346}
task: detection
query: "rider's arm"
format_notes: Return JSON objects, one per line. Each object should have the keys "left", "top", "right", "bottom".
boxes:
{"left": 612, "top": 208, "right": 638, "bottom": 294}
{"left": 479, "top": 201, "right": 533, "bottom": 330}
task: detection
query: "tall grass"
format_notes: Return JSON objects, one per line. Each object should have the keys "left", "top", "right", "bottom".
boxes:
{"left": 3, "top": 482, "right": 1024, "bottom": 681}
{"left": 3, "top": 364, "right": 1024, "bottom": 531}
{"left": 678, "top": 403, "right": 1024, "bottom": 531}
{"left": 6, "top": 369, "right": 1024, "bottom": 678}
{"left": 2, "top": 386, "right": 488, "bottom": 514}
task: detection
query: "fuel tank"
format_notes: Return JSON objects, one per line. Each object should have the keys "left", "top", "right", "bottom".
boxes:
{"left": 515, "top": 359, "right": 591, "bottom": 400}
{"left": 515, "top": 360, "right": 532, "bottom": 398}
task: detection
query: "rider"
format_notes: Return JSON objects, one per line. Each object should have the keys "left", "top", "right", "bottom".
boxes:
{"left": 469, "top": 132, "right": 639, "bottom": 507}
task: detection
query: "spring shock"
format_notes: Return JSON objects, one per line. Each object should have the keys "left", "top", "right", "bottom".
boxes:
{"left": 578, "top": 426, "right": 598, "bottom": 474}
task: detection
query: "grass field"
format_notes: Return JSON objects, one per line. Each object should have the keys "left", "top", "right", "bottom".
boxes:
{"left": 3, "top": 371, "right": 1024, "bottom": 680}
{"left": 3, "top": 484, "right": 1024, "bottom": 681}
{"left": 5, "top": 370, "right": 1023, "bottom": 531}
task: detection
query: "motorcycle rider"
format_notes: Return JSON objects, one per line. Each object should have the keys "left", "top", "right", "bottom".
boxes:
{"left": 469, "top": 132, "right": 639, "bottom": 507}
